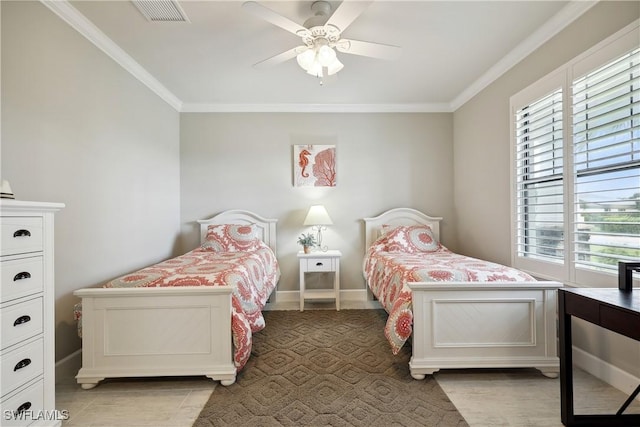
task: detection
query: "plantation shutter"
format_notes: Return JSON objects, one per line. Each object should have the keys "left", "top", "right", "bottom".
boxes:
{"left": 572, "top": 47, "right": 640, "bottom": 272}
{"left": 515, "top": 89, "right": 564, "bottom": 264}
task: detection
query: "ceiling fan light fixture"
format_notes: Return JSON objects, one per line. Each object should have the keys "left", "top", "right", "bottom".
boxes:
{"left": 317, "top": 45, "right": 337, "bottom": 66}
{"left": 297, "top": 43, "right": 342, "bottom": 78}
{"left": 296, "top": 48, "right": 316, "bottom": 71}
{"left": 328, "top": 57, "right": 344, "bottom": 75}
{"left": 306, "top": 56, "right": 343, "bottom": 77}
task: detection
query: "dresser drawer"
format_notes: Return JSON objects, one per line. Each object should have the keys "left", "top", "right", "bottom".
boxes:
{"left": 1, "top": 217, "right": 43, "bottom": 256}
{"left": 0, "top": 379, "right": 44, "bottom": 427}
{"left": 1, "top": 298, "right": 43, "bottom": 351}
{"left": 304, "top": 257, "right": 335, "bottom": 272}
{"left": 1, "top": 257, "right": 44, "bottom": 304}
{"left": 1, "top": 338, "right": 44, "bottom": 398}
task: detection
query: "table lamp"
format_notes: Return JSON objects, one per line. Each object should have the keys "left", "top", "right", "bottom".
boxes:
{"left": 303, "top": 205, "right": 333, "bottom": 251}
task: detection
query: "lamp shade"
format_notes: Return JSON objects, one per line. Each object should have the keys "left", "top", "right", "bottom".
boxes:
{"left": 303, "top": 205, "right": 333, "bottom": 226}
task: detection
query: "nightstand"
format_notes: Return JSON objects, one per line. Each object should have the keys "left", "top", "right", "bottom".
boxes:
{"left": 297, "top": 250, "right": 341, "bottom": 311}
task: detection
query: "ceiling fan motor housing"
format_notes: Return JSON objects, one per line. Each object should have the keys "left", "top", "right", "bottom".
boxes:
{"left": 300, "top": 25, "right": 340, "bottom": 48}
{"left": 304, "top": 1, "right": 331, "bottom": 26}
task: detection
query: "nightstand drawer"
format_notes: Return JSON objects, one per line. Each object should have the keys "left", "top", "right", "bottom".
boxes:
{"left": 1, "top": 217, "right": 43, "bottom": 256}
{"left": 304, "top": 257, "right": 334, "bottom": 272}
{"left": 1, "top": 298, "right": 43, "bottom": 351}
{"left": 1, "top": 257, "right": 44, "bottom": 304}
{"left": 1, "top": 338, "right": 44, "bottom": 397}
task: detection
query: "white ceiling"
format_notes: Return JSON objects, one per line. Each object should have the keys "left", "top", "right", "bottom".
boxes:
{"left": 47, "top": 1, "right": 596, "bottom": 112}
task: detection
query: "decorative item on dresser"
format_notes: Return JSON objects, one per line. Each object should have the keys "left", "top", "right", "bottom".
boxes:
{"left": 363, "top": 207, "right": 562, "bottom": 380}
{"left": 1, "top": 199, "right": 65, "bottom": 427}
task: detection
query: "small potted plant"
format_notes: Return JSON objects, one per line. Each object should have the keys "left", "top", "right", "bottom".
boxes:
{"left": 297, "top": 233, "right": 317, "bottom": 254}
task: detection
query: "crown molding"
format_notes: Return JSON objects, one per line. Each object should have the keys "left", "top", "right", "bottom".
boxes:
{"left": 180, "top": 103, "right": 453, "bottom": 113}
{"left": 40, "top": 0, "right": 182, "bottom": 111}
{"left": 450, "top": 0, "right": 598, "bottom": 111}
{"left": 39, "top": 0, "right": 596, "bottom": 114}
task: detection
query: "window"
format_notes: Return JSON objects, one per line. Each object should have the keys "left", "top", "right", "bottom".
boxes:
{"left": 511, "top": 21, "right": 639, "bottom": 286}
{"left": 573, "top": 49, "right": 640, "bottom": 273}
{"left": 515, "top": 89, "right": 564, "bottom": 264}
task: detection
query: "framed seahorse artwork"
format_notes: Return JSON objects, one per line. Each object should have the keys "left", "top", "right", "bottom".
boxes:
{"left": 293, "top": 145, "right": 337, "bottom": 187}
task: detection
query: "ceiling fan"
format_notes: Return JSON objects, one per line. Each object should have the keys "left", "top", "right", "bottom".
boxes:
{"left": 242, "top": 0, "right": 401, "bottom": 83}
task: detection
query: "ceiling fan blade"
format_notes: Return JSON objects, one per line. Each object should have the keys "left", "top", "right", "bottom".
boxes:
{"left": 336, "top": 39, "right": 401, "bottom": 60}
{"left": 242, "top": 1, "right": 309, "bottom": 36}
{"left": 253, "top": 46, "right": 306, "bottom": 69}
{"left": 326, "top": 0, "right": 373, "bottom": 33}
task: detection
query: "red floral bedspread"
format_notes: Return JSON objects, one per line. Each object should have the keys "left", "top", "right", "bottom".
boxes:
{"left": 363, "top": 243, "right": 535, "bottom": 354}
{"left": 75, "top": 242, "right": 279, "bottom": 370}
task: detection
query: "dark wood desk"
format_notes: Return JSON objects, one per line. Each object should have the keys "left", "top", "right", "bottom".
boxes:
{"left": 559, "top": 287, "right": 640, "bottom": 426}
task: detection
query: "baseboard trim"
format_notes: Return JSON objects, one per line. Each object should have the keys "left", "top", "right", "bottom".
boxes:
{"left": 274, "top": 289, "right": 370, "bottom": 302}
{"left": 265, "top": 289, "right": 382, "bottom": 311}
{"left": 573, "top": 345, "right": 640, "bottom": 402}
{"left": 55, "top": 349, "right": 82, "bottom": 383}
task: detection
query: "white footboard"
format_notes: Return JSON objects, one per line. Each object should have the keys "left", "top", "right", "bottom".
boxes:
{"left": 74, "top": 286, "right": 236, "bottom": 389}
{"left": 408, "top": 281, "right": 561, "bottom": 379}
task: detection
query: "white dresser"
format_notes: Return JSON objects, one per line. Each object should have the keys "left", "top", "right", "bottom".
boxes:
{"left": 1, "top": 200, "right": 64, "bottom": 427}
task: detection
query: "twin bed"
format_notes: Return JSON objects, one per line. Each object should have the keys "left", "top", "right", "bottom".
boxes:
{"left": 74, "top": 207, "right": 560, "bottom": 389}
{"left": 74, "top": 210, "right": 278, "bottom": 389}
{"left": 363, "top": 208, "right": 562, "bottom": 379}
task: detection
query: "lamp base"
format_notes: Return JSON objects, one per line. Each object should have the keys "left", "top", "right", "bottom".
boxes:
{"left": 314, "top": 226, "right": 329, "bottom": 252}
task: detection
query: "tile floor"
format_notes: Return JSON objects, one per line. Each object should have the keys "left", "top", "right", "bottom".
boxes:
{"left": 56, "top": 366, "right": 640, "bottom": 426}
{"left": 56, "top": 376, "right": 215, "bottom": 427}
{"left": 437, "top": 367, "right": 640, "bottom": 427}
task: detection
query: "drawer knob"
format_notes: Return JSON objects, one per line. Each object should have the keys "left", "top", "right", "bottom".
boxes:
{"left": 316, "top": 262, "right": 324, "bottom": 266}
{"left": 14, "top": 358, "right": 32, "bottom": 371}
{"left": 16, "top": 401, "right": 32, "bottom": 415}
{"left": 13, "top": 272, "right": 32, "bottom": 281}
{"left": 13, "top": 315, "right": 31, "bottom": 326}
{"left": 13, "top": 229, "right": 31, "bottom": 238}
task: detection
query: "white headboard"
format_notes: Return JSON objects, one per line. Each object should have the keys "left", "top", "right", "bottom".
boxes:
{"left": 197, "top": 210, "right": 278, "bottom": 253}
{"left": 363, "top": 208, "right": 442, "bottom": 249}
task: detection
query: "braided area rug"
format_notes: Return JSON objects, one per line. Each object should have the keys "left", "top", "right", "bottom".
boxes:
{"left": 193, "top": 309, "right": 468, "bottom": 426}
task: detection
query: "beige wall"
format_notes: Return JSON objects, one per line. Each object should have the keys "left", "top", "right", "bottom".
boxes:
{"left": 180, "top": 113, "right": 454, "bottom": 293}
{"left": 452, "top": 2, "right": 640, "bottom": 377}
{"left": 1, "top": 1, "right": 181, "bottom": 360}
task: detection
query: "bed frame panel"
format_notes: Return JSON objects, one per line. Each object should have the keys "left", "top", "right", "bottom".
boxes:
{"left": 363, "top": 207, "right": 561, "bottom": 379}
{"left": 75, "top": 210, "right": 277, "bottom": 389}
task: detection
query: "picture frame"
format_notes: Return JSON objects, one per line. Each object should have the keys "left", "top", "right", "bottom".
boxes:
{"left": 293, "top": 145, "right": 336, "bottom": 187}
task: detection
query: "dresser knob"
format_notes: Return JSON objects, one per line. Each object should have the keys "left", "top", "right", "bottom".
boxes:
{"left": 13, "top": 229, "right": 31, "bottom": 238}
{"left": 316, "top": 262, "right": 324, "bottom": 266}
{"left": 13, "top": 272, "right": 32, "bottom": 281}
{"left": 14, "top": 358, "right": 32, "bottom": 371}
{"left": 13, "top": 315, "right": 31, "bottom": 326}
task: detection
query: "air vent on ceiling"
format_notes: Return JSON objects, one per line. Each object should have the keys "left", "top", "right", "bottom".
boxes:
{"left": 132, "top": 0, "right": 189, "bottom": 22}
